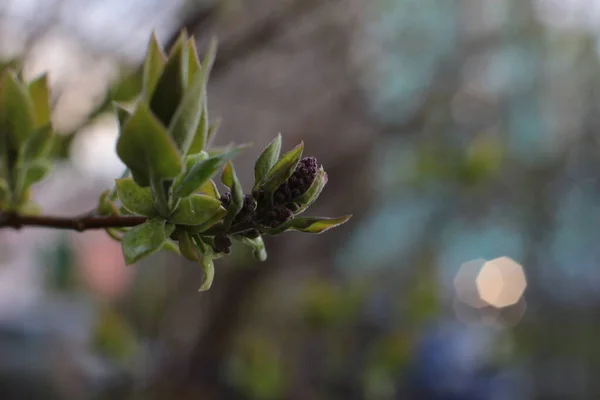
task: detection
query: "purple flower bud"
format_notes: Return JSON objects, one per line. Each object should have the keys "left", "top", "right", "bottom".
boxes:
{"left": 274, "top": 190, "right": 287, "bottom": 204}
{"left": 291, "top": 188, "right": 302, "bottom": 198}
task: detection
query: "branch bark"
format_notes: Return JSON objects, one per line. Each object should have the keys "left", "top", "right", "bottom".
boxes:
{"left": 0, "top": 212, "right": 146, "bottom": 231}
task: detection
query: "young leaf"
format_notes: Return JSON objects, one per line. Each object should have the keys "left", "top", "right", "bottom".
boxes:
{"left": 187, "top": 206, "right": 227, "bottom": 233}
{"left": 261, "top": 142, "right": 304, "bottom": 195}
{"left": 169, "top": 194, "right": 224, "bottom": 225}
{"left": 199, "top": 38, "right": 218, "bottom": 84}
{"left": 294, "top": 167, "right": 327, "bottom": 215}
{"left": 206, "top": 117, "right": 221, "bottom": 146}
{"left": 0, "top": 179, "right": 9, "bottom": 206}
{"left": 27, "top": 73, "right": 51, "bottom": 128}
{"left": 253, "top": 133, "right": 282, "bottom": 190}
{"left": 199, "top": 254, "right": 215, "bottom": 291}
{"left": 105, "top": 228, "right": 124, "bottom": 242}
{"left": 177, "top": 229, "right": 200, "bottom": 261}
{"left": 168, "top": 54, "right": 209, "bottom": 155}
{"left": 0, "top": 70, "right": 35, "bottom": 148}
{"left": 121, "top": 219, "right": 174, "bottom": 265}
{"left": 18, "top": 200, "right": 42, "bottom": 215}
{"left": 185, "top": 151, "right": 209, "bottom": 171}
{"left": 221, "top": 161, "right": 243, "bottom": 229}
{"left": 22, "top": 160, "right": 52, "bottom": 187}
{"left": 149, "top": 32, "right": 188, "bottom": 127}
{"left": 162, "top": 239, "right": 181, "bottom": 255}
{"left": 142, "top": 32, "right": 167, "bottom": 98}
{"left": 114, "top": 102, "right": 132, "bottom": 130}
{"left": 115, "top": 178, "right": 157, "bottom": 217}
{"left": 187, "top": 38, "right": 201, "bottom": 81}
{"left": 267, "top": 215, "right": 352, "bottom": 235}
{"left": 116, "top": 102, "right": 182, "bottom": 185}
{"left": 187, "top": 92, "right": 208, "bottom": 155}
{"left": 22, "top": 124, "right": 53, "bottom": 160}
{"left": 236, "top": 235, "right": 267, "bottom": 261}
{"left": 221, "top": 160, "right": 234, "bottom": 188}
{"left": 174, "top": 145, "right": 248, "bottom": 198}
{"left": 198, "top": 179, "right": 220, "bottom": 199}
{"left": 129, "top": 167, "right": 151, "bottom": 188}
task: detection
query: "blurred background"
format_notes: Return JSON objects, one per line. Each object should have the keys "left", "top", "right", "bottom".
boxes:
{"left": 1, "top": 0, "right": 600, "bottom": 398}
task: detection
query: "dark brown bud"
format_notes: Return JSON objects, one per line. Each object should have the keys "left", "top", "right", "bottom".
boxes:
{"left": 243, "top": 229, "right": 261, "bottom": 239}
{"left": 213, "top": 232, "right": 232, "bottom": 254}
{"left": 220, "top": 192, "right": 231, "bottom": 207}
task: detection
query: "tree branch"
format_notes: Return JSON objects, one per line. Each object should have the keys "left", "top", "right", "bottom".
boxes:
{"left": 0, "top": 212, "right": 146, "bottom": 232}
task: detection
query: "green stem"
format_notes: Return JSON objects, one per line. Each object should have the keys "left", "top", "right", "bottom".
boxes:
{"left": 150, "top": 177, "right": 172, "bottom": 218}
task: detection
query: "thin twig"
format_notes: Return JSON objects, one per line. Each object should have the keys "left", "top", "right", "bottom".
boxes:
{"left": 0, "top": 212, "right": 146, "bottom": 232}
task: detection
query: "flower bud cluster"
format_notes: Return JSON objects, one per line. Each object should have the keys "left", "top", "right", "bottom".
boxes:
{"left": 220, "top": 193, "right": 257, "bottom": 224}
{"left": 257, "top": 157, "right": 319, "bottom": 227}
{"left": 211, "top": 156, "right": 321, "bottom": 251}
{"left": 273, "top": 157, "right": 318, "bottom": 204}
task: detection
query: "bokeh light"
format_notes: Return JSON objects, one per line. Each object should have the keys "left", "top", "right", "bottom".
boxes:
{"left": 454, "top": 258, "right": 488, "bottom": 308}
{"left": 476, "top": 256, "right": 527, "bottom": 308}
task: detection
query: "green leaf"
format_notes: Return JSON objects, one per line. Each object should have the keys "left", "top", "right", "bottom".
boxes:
{"left": 149, "top": 32, "right": 188, "bottom": 127}
{"left": 199, "top": 254, "right": 215, "bottom": 291}
{"left": 207, "top": 142, "right": 253, "bottom": 157}
{"left": 105, "top": 228, "right": 124, "bottom": 242}
{"left": 221, "top": 161, "right": 243, "bottom": 229}
{"left": 22, "top": 160, "right": 52, "bottom": 187}
{"left": 18, "top": 200, "right": 41, "bottom": 215}
{"left": 0, "top": 179, "right": 9, "bottom": 206}
{"left": 22, "top": 124, "right": 53, "bottom": 160}
{"left": 174, "top": 145, "right": 248, "bottom": 198}
{"left": 129, "top": 167, "right": 150, "bottom": 188}
{"left": 169, "top": 194, "right": 224, "bottom": 225}
{"left": 199, "top": 37, "right": 218, "bottom": 84}
{"left": 177, "top": 229, "right": 200, "bottom": 261}
{"left": 187, "top": 38, "right": 201, "bottom": 81}
{"left": 188, "top": 93, "right": 208, "bottom": 155}
{"left": 162, "top": 239, "right": 181, "bottom": 255}
{"left": 184, "top": 151, "right": 209, "bottom": 171}
{"left": 121, "top": 218, "right": 174, "bottom": 265}
{"left": 187, "top": 206, "right": 227, "bottom": 233}
{"left": 206, "top": 118, "right": 221, "bottom": 145}
{"left": 0, "top": 70, "right": 35, "bottom": 149}
{"left": 119, "top": 206, "right": 134, "bottom": 215}
{"left": 168, "top": 39, "right": 216, "bottom": 155}
{"left": 115, "top": 177, "right": 157, "bottom": 217}
{"left": 142, "top": 32, "right": 167, "bottom": 98}
{"left": 267, "top": 215, "right": 352, "bottom": 235}
{"left": 261, "top": 142, "right": 304, "bottom": 195}
{"left": 236, "top": 235, "right": 267, "bottom": 261}
{"left": 167, "top": 60, "right": 207, "bottom": 155}
{"left": 116, "top": 102, "right": 182, "bottom": 185}
{"left": 27, "top": 73, "right": 51, "bottom": 128}
{"left": 221, "top": 160, "right": 234, "bottom": 188}
{"left": 253, "top": 133, "right": 282, "bottom": 190}
{"left": 114, "top": 102, "right": 132, "bottom": 130}
{"left": 294, "top": 167, "right": 327, "bottom": 215}
{"left": 198, "top": 179, "right": 220, "bottom": 199}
